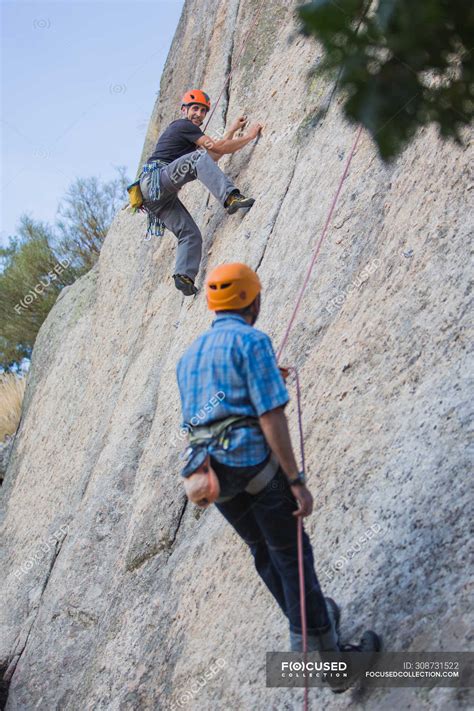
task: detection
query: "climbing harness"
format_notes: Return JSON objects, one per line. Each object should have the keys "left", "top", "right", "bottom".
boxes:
{"left": 127, "top": 160, "right": 169, "bottom": 238}
{"left": 140, "top": 160, "right": 169, "bottom": 238}
{"left": 183, "top": 450, "right": 279, "bottom": 507}
{"left": 181, "top": 415, "right": 260, "bottom": 476}
{"left": 181, "top": 415, "right": 278, "bottom": 506}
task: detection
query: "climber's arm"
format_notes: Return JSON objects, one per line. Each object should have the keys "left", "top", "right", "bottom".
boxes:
{"left": 195, "top": 123, "right": 263, "bottom": 157}
{"left": 258, "top": 407, "right": 299, "bottom": 481}
{"left": 203, "top": 117, "right": 248, "bottom": 159}
{"left": 223, "top": 115, "right": 248, "bottom": 140}
{"left": 259, "top": 407, "right": 314, "bottom": 518}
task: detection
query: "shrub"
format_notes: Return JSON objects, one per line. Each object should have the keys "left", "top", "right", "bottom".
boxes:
{"left": 0, "top": 373, "right": 26, "bottom": 441}
{"left": 0, "top": 167, "right": 130, "bottom": 370}
{"left": 56, "top": 166, "right": 129, "bottom": 271}
{"left": 0, "top": 217, "right": 78, "bottom": 370}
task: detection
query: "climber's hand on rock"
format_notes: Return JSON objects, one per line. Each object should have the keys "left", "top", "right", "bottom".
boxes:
{"left": 230, "top": 115, "right": 247, "bottom": 132}
{"left": 291, "top": 484, "right": 313, "bottom": 518}
{"left": 248, "top": 122, "right": 263, "bottom": 139}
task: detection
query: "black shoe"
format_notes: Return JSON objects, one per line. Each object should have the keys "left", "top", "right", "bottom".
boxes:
{"left": 225, "top": 191, "right": 255, "bottom": 214}
{"left": 338, "top": 629, "right": 382, "bottom": 656}
{"left": 328, "top": 630, "right": 382, "bottom": 694}
{"left": 173, "top": 274, "right": 198, "bottom": 296}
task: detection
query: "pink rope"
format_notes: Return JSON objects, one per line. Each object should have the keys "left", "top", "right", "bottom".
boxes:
{"left": 290, "top": 366, "right": 309, "bottom": 710}
{"left": 203, "top": 13, "right": 363, "bottom": 711}
{"left": 297, "top": 517, "right": 308, "bottom": 710}
{"left": 277, "top": 125, "right": 363, "bottom": 362}
{"left": 278, "top": 127, "right": 363, "bottom": 708}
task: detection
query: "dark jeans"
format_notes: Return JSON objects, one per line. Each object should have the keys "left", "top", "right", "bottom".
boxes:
{"left": 210, "top": 451, "right": 272, "bottom": 500}
{"left": 214, "top": 465, "right": 329, "bottom": 634}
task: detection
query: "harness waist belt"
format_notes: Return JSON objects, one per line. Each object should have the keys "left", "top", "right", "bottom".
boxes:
{"left": 188, "top": 415, "right": 259, "bottom": 449}
{"left": 181, "top": 414, "right": 262, "bottom": 481}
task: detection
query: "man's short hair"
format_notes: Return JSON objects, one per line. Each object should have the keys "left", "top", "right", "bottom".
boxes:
{"left": 218, "top": 295, "right": 259, "bottom": 317}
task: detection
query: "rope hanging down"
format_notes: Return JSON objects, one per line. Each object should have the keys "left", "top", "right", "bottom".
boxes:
{"left": 279, "top": 125, "right": 364, "bottom": 710}
{"left": 202, "top": 4, "right": 363, "bottom": 708}
{"left": 289, "top": 366, "right": 310, "bottom": 710}
{"left": 207, "top": 5, "right": 363, "bottom": 700}
{"left": 277, "top": 125, "right": 364, "bottom": 362}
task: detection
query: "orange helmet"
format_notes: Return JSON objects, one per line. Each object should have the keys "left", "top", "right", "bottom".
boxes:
{"left": 181, "top": 89, "right": 211, "bottom": 111}
{"left": 206, "top": 263, "right": 262, "bottom": 311}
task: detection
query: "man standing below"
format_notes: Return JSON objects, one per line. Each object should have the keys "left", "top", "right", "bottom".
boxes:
{"left": 140, "top": 90, "right": 263, "bottom": 296}
{"left": 176, "top": 262, "right": 380, "bottom": 673}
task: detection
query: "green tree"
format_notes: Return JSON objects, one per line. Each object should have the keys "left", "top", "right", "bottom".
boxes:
{"left": 0, "top": 217, "right": 78, "bottom": 370}
{"left": 298, "top": 0, "right": 473, "bottom": 159}
{"left": 56, "top": 165, "right": 129, "bottom": 271}
{"left": 1, "top": 167, "right": 130, "bottom": 369}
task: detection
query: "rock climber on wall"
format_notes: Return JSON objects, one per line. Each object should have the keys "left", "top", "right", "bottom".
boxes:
{"left": 139, "top": 90, "right": 263, "bottom": 296}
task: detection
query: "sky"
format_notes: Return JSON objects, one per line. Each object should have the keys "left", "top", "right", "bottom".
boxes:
{"left": 1, "top": 0, "right": 185, "bottom": 245}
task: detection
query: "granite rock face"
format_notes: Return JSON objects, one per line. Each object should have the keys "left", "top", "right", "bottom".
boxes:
{"left": 1, "top": 0, "right": 472, "bottom": 709}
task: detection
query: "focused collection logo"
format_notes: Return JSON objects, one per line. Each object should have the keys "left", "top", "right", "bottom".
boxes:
{"left": 281, "top": 660, "right": 348, "bottom": 678}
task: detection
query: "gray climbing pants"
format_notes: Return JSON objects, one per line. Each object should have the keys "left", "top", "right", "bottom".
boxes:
{"left": 139, "top": 150, "right": 237, "bottom": 281}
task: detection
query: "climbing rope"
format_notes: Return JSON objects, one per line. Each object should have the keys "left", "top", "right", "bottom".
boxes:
{"left": 277, "top": 125, "right": 364, "bottom": 362}
{"left": 287, "top": 366, "right": 309, "bottom": 710}
{"left": 206, "top": 2, "right": 364, "bottom": 703}
{"left": 297, "top": 519, "right": 309, "bottom": 711}
{"left": 279, "top": 125, "right": 364, "bottom": 710}
{"left": 200, "top": 3, "right": 365, "bottom": 707}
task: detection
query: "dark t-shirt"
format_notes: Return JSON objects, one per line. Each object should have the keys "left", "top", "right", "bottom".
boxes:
{"left": 147, "top": 118, "right": 205, "bottom": 164}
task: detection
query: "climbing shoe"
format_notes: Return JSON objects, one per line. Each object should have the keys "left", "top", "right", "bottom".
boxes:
{"left": 328, "top": 630, "right": 382, "bottom": 694}
{"left": 173, "top": 274, "right": 198, "bottom": 296}
{"left": 224, "top": 191, "right": 255, "bottom": 214}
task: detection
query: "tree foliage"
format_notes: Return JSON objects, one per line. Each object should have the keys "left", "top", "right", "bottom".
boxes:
{"left": 0, "top": 167, "right": 129, "bottom": 370}
{"left": 298, "top": 0, "right": 473, "bottom": 159}
{"left": 56, "top": 165, "right": 129, "bottom": 271}
{"left": 0, "top": 217, "right": 77, "bottom": 369}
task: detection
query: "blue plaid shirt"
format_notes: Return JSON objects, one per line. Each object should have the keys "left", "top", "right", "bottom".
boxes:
{"left": 176, "top": 312, "right": 290, "bottom": 467}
